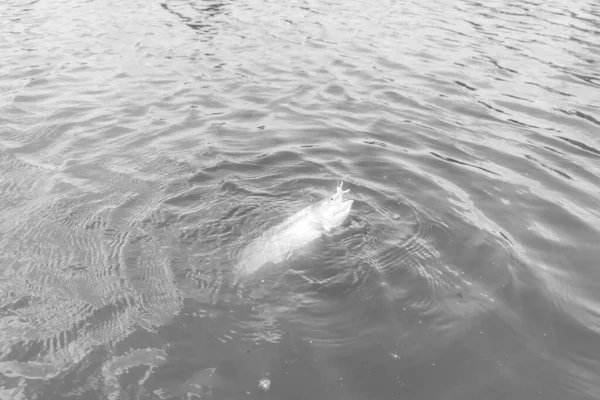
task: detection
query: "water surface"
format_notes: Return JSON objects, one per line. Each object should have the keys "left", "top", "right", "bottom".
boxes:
{"left": 1, "top": 0, "right": 600, "bottom": 399}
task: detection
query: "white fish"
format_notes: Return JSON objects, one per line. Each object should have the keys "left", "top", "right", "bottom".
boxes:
{"left": 233, "top": 182, "right": 354, "bottom": 279}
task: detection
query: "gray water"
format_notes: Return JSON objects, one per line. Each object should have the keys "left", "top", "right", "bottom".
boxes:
{"left": 1, "top": 0, "right": 600, "bottom": 399}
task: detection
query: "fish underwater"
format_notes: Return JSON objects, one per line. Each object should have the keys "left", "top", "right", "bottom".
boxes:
{"left": 233, "top": 182, "right": 354, "bottom": 280}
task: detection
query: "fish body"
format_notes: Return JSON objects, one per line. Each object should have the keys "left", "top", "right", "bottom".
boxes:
{"left": 234, "top": 182, "right": 353, "bottom": 278}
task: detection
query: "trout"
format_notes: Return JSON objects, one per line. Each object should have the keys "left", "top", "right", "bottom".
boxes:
{"left": 234, "top": 182, "right": 354, "bottom": 279}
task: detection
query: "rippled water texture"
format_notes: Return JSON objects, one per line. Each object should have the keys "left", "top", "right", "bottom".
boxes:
{"left": 1, "top": 0, "right": 600, "bottom": 398}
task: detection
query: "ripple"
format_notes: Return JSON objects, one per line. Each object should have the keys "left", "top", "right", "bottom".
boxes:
{"left": 2, "top": 0, "right": 600, "bottom": 397}
{"left": 0, "top": 156, "right": 185, "bottom": 380}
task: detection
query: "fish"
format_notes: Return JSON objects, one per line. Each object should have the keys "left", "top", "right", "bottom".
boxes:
{"left": 233, "top": 181, "right": 354, "bottom": 279}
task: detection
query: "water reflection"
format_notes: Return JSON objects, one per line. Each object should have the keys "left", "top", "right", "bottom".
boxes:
{"left": 1, "top": 0, "right": 600, "bottom": 398}
{"left": 160, "top": 0, "right": 230, "bottom": 41}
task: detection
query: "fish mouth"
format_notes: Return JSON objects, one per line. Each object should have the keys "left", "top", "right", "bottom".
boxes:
{"left": 334, "top": 199, "right": 353, "bottom": 219}
{"left": 319, "top": 199, "right": 354, "bottom": 231}
{"left": 341, "top": 199, "right": 353, "bottom": 211}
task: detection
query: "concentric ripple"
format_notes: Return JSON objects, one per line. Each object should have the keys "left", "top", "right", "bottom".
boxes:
{"left": 2, "top": 0, "right": 600, "bottom": 398}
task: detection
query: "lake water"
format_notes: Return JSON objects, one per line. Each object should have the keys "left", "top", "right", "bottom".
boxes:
{"left": 1, "top": 0, "right": 600, "bottom": 399}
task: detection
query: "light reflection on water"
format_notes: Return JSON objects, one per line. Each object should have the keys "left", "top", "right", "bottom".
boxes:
{"left": 1, "top": 0, "right": 600, "bottom": 398}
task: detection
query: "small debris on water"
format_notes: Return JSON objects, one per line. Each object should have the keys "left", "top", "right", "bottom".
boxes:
{"left": 258, "top": 378, "right": 271, "bottom": 392}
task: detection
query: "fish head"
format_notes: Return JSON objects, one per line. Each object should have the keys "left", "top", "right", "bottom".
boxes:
{"left": 313, "top": 181, "right": 354, "bottom": 231}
